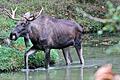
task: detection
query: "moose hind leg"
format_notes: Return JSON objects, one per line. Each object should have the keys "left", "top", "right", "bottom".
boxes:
{"left": 62, "top": 47, "right": 72, "bottom": 65}
{"left": 24, "top": 46, "right": 37, "bottom": 69}
{"left": 74, "top": 39, "right": 84, "bottom": 64}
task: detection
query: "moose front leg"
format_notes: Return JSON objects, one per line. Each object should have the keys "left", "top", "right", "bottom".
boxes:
{"left": 62, "top": 48, "right": 73, "bottom": 65}
{"left": 75, "top": 44, "right": 84, "bottom": 65}
{"left": 24, "top": 34, "right": 30, "bottom": 47}
{"left": 24, "top": 46, "right": 37, "bottom": 70}
{"left": 44, "top": 48, "right": 50, "bottom": 69}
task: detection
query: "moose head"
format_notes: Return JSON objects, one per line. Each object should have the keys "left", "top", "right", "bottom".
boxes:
{"left": 4, "top": 7, "right": 43, "bottom": 41}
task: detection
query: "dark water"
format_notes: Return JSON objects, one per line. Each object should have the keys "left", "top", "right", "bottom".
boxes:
{"left": 1, "top": 34, "right": 120, "bottom": 80}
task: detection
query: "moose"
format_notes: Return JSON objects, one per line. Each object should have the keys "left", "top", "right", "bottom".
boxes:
{"left": 5, "top": 7, "right": 84, "bottom": 69}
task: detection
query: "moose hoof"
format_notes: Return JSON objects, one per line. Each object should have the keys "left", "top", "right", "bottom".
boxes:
{"left": 45, "top": 65, "right": 50, "bottom": 69}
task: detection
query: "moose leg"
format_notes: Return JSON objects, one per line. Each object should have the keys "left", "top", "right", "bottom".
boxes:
{"left": 24, "top": 34, "right": 30, "bottom": 47}
{"left": 75, "top": 46, "right": 84, "bottom": 64}
{"left": 24, "top": 46, "right": 37, "bottom": 69}
{"left": 62, "top": 47, "right": 72, "bottom": 65}
{"left": 74, "top": 39, "right": 84, "bottom": 64}
{"left": 44, "top": 48, "right": 50, "bottom": 69}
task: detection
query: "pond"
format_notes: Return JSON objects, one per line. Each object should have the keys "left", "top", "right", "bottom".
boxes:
{"left": 0, "top": 33, "right": 120, "bottom": 80}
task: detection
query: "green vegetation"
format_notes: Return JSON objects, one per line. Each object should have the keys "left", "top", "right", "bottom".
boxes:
{"left": 0, "top": 0, "right": 106, "bottom": 34}
{"left": 102, "top": 1, "right": 120, "bottom": 32}
{"left": 0, "top": 46, "right": 23, "bottom": 72}
{"left": 0, "top": 0, "right": 118, "bottom": 34}
{"left": 0, "top": 37, "right": 59, "bottom": 72}
{"left": 0, "top": 45, "right": 59, "bottom": 72}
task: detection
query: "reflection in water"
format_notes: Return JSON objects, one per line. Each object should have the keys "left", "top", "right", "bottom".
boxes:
{"left": 24, "top": 66, "right": 84, "bottom": 80}
{"left": 24, "top": 70, "right": 51, "bottom": 80}
{"left": 24, "top": 71, "right": 29, "bottom": 80}
{"left": 64, "top": 66, "right": 71, "bottom": 80}
{"left": 80, "top": 66, "right": 84, "bottom": 80}
{"left": 45, "top": 70, "right": 50, "bottom": 80}
{"left": 24, "top": 69, "right": 51, "bottom": 80}
{"left": 64, "top": 66, "right": 84, "bottom": 80}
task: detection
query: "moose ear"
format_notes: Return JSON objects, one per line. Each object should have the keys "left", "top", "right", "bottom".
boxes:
{"left": 28, "top": 14, "right": 35, "bottom": 21}
{"left": 23, "top": 12, "right": 31, "bottom": 19}
{"left": 23, "top": 12, "right": 35, "bottom": 21}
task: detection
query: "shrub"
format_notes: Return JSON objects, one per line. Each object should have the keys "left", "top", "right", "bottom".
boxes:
{"left": 28, "top": 49, "right": 59, "bottom": 69}
{"left": 0, "top": 45, "right": 59, "bottom": 71}
{"left": 102, "top": 1, "right": 120, "bottom": 32}
{"left": 0, "top": 46, "right": 23, "bottom": 72}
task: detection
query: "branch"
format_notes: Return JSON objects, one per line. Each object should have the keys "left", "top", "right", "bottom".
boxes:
{"left": 79, "top": 10, "right": 114, "bottom": 23}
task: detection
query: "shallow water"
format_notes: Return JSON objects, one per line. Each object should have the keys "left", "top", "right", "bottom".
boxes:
{"left": 1, "top": 47, "right": 120, "bottom": 80}
{"left": 1, "top": 34, "right": 120, "bottom": 80}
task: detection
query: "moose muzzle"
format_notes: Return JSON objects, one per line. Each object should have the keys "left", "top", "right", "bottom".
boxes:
{"left": 10, "top": 32, "right": 19, "bottom": 41}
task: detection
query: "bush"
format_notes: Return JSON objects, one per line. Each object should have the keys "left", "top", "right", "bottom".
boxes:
{"left": 29, "top": 49, "right": 59, "bottom": 69}
{"left": 0, "top": 37, "right": 59, "bottom": 71}
{"left": 102, "top": 1, "right": 120, "bottom": 32}
{"left": 0, "top": 45, "right": 59, "bottom": 71}
{"left": 0, "top": 46, "right": 23, "bottom": 72}
{"left": 0, "top": 15, "right": 16, "bottom": 40}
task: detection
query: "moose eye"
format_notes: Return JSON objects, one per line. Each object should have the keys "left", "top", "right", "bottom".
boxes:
{"left": 21, "top": 23, "right": 25, "bottom": 26}
{"left": 20, "top": 23, "right": 26, "bottom": 27}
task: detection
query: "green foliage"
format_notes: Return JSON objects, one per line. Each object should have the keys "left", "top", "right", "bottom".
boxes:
{"left": 2, "top": 0, "right": 120, "bottom": 34}
{"left": 83, "top": 0, "right": 96, "bottom": 3}
{"left": 0, "top": 44, "right": 59, "bottom": 71}
{"left": 75, "top": 7, "right": 103, "bottom": 32}
{"left": 0, "top": 16, "right": 16, "bottom": 38}
{"left": 11, "top": 37, "right": 26, "bottom": 52}
{"left": 28, "top": 49, "right": 59, "bottom": 68}
{"left": 50, "top": 49, "right": 59, "bottom": 62}
{"left": 102, "top": 1, "right": 120, "bottom": 32}
{"left": 0, "top": 46, "right": 23, "bottom": 72}
{"left": 0, "top": 0, "right": 105, "bottom": 33}
{"left": 0, "top": 16, "right": 15, "bottom": 29}
{"left": 29, "top": 51, "right": 45, "bottom": 68}
{"left": 0, "top": 37, "right": 59, "bottom": 71}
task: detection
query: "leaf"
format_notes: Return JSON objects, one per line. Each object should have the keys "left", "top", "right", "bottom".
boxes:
{"left": 97, "top": 30, "right": 103, "bottom": 35}
{"left": 107, "top": 1, "right": 114, "bottom": 9}
{"left": 112, "top": 16, "right": 119, "bottom": 21}
{"left": 116, "top": 6, "right": 120, "bottom": 11}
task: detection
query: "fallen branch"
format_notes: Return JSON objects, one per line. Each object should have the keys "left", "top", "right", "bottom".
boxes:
{"left": 79, "top": 10, "right": 114, "bottom": 23}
